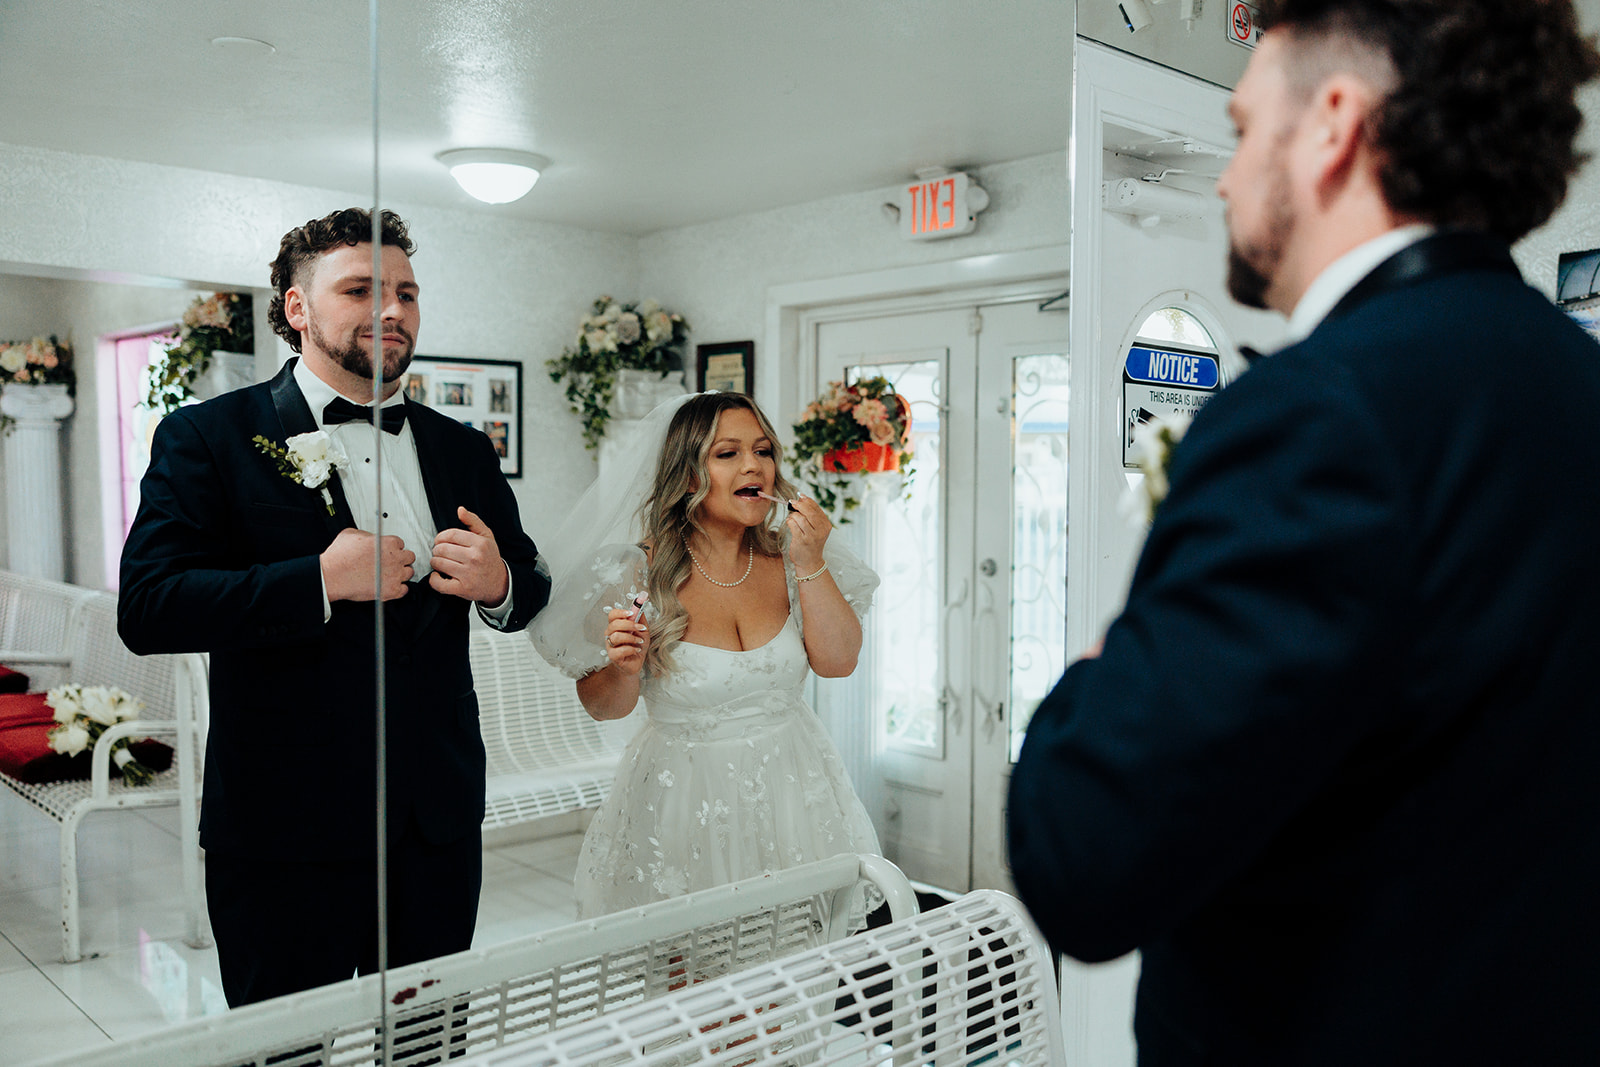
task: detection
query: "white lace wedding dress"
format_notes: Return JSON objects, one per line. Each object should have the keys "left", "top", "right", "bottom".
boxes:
{"left": 559, "top": 545, "right": 883, "bottom": 925}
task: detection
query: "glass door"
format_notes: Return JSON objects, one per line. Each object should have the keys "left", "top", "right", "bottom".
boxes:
{"left": 815, "top": 307, "right": 975, "bottom": 892}
{"left": 971, "top": 300, "right": 1071, "bottom": 892}
{"left": 814, "top": 298, "right": 1068, "bottom": 894}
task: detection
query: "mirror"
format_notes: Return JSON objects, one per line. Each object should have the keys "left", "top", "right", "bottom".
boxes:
{"left": 1, "top": 0, "right": 1072, "bottom": 1058}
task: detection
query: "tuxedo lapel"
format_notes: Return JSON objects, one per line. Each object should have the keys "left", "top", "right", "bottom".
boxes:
{"left": 406, "top": 404, "right": 460, "bottom": 637}
{"left": 409, "top": 405, "right": 463, "bottom": 537}
{"left": 268, "top": 358, "right": 355, "bottom": 535}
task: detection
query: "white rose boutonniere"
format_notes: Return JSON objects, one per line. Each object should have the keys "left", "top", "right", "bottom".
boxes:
{"left": 46, "top": 684, "right": 157, "bottom": 786}
{"left": 252, "top": 430, "right": 351, "bottom": 515}
{"left": 1125, "top": 411, "right": 1193, "bottom": 525}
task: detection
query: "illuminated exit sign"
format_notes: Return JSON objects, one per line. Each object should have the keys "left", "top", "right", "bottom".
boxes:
{"left": 899, "top": 171, "right": 985, "bottom": 240}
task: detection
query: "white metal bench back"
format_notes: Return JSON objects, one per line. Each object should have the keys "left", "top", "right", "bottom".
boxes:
{"left": 470, "top": 630, "right": 625, "bottom": 826}
{"left": 460, "top": 889, "right": 1062, "bottom": 1067}
{"left": 36, "top": 854, "right": 919, "bottom": 1067}
{"left": 0, "top": 569, "right": 95, "bottom": 690}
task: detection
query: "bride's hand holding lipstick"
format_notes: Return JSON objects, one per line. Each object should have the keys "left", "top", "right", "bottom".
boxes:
{"left": 603, "top": 590, "right": 650, "bottom": 674}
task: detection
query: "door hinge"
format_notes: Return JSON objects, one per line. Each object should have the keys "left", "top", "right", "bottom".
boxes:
{"left": 968, "top": 308, "right": 983, "bottom": 335}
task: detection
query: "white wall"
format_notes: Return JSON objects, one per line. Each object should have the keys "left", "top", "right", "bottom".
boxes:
{"left": 1, "top": 142, "right": 1074, "bottom": 589}
{"left": 639, "top": 152, "right": 1072, "bottom": 402}
{"left": 0, "top": 142, "right": 636, "bottom": 586}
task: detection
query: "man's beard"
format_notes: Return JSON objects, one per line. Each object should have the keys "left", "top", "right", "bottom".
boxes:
{"left": 1226, "top": 243, "right": 1276, "bottom": 310}
{"left": 308, "top": 316, "right": 413, "bottom": 384}
{"left": 1225, "top": 143, "right": 1294, "bottom": 311}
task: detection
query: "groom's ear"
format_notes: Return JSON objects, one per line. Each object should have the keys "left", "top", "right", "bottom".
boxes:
{"left": 284, "top": 286, "right": 309, "bottom": 333}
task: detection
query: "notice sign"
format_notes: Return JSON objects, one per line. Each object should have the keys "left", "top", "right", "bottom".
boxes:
{"left": 1122, "top": 344, "right": 1221, "bottom": 467}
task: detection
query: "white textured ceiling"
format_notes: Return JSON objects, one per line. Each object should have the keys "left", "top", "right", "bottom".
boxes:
{"left": 0, "top": 0, "right": 1075, "bottom": 235}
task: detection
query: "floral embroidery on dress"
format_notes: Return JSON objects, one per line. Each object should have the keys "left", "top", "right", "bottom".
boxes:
{"left": 571, "top": 544, "right": 884, "bottom": 932}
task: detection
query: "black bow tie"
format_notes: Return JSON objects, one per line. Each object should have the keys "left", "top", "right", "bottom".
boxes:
{"left": 323, "top": 396, "right": 406, "bottom": 434}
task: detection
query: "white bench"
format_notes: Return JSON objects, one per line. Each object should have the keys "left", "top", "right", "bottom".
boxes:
{"left": 460, "top": 889, "right": 1064, "bottom": 1067}
{"left": 470, "top": 628, "right": 627, "bottom": 835}
{"left": 0, "top": 569, "right": 209, "bottom": 964}
{"left": 38, "top": 852, "right": 922, "bottom": 1067}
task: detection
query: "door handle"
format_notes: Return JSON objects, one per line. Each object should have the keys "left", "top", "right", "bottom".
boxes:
{"left": 972, "top": 583, "right": 1006, "bottom": 740}
{"left": 942, "top": 577, "right": 969, "bottom": 736}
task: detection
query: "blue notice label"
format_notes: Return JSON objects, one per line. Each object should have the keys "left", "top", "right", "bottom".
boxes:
{"left": 1125, "top": 346, "right": 1220, "bottom": 389}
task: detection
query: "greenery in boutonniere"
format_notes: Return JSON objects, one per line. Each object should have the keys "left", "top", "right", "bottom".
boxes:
{"left": 253, "top": 430, "right": 350, "bottom": 515}
{"left": 146, "top": 292, "right": 254, "bottom": 414}
{"left": 0, "top": 334, "right": 75, "bottom": 435}
{"left": 546, "top": 296, "right": 689, "bottom": 450}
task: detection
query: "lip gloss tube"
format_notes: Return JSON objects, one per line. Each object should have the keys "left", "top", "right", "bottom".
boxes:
{"left": 627, "top": 590, "right": 649, "bottom": 620}
{"left": 757, "top": 490, "right": 798, "bottom": 512}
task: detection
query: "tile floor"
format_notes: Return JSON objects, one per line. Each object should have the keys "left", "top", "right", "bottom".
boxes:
{"left": 0, "top": 788, "right": 588, "bottom": 1065}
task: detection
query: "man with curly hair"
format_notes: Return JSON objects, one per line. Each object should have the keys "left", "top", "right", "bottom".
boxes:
{"left": 120, "top": 208, "right": 548, "bottom": 1006}
{"left": 1009, "top": 2, "right": 1600, "bottom": 1062}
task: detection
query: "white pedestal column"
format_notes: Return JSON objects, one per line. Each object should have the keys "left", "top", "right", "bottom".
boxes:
{"left": 2, "top": 382, "right": 74, "bottom": 581}
{"left": 597, "top": 371, "right": 688, "bottom": 482}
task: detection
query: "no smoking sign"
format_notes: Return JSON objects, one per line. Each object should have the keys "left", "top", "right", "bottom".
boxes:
{"left": 1228, "top": 2, "right": 1262, "bottom": 48}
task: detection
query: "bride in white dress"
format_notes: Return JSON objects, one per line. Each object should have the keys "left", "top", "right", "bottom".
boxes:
{"left": 530, "top": 392, "right": 882, "bottom": 922}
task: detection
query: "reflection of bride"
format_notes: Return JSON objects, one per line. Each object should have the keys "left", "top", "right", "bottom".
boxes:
{"left": 531, "top": 392, "right": 882, "bottom": 924}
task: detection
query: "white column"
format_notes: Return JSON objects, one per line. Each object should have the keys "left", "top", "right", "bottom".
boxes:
{"left": 2, "top": 382, "right": 74, "bottom": 581}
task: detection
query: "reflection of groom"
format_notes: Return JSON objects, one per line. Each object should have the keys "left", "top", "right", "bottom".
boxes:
{"left": 1009, "top": 2, "right": 1600, "bottom": 1063}
{"left": 119, "top": 208, "right": 548, "bottom": 1007}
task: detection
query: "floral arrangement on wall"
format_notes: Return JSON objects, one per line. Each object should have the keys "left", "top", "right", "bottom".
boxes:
{"left": 789, "top": 375, "right": 914, "bottom": 517}
{"left": 145, "top": 291, "right": 254, "bottom": 414}
{"left": 546, "top": 296, "right": 690, "bottom": 449}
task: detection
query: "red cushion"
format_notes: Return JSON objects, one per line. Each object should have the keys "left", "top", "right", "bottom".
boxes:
{"left": 0, "top": 691, "right": 52, "bottom": 726}
{"left": 0, "top": 693, "right": 174, "bottom": 785}
{"left": 0, "top": 665, "right": 28, "bottom": 693}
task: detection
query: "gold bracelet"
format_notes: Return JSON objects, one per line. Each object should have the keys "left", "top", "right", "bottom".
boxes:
{"left": 796, "top": 562, "right": 829, "bottom": 583}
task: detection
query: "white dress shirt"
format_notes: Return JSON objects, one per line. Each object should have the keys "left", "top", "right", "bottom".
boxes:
{"left": 292, "top": 360, "right": 512, "bottom": 625}
{"left": 1284, "top": 224, "right": 1436, "bottom": 345}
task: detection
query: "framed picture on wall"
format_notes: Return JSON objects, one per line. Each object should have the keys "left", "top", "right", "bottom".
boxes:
{"left": 403, "top": 354, "right": 524, "bottom": 477}
{"left": 696, "top": 340, "right": 755, "bottom": 395}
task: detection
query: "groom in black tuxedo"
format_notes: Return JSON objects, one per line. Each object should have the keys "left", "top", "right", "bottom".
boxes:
{"left": 1009, "top": 2, "right": 1600, "bottom": 1064}
{"left": 120, "top": 208, "right": 549, "bottom": 1007}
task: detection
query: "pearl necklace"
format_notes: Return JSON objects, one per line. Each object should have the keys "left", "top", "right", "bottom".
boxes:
{"left": 686, "top": 542, "right": 755, "bottom": 588}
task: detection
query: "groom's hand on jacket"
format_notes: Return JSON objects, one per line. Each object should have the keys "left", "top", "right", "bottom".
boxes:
{"left": 429, "top": 506, "right": 509, "bottom": 607}
{"left": 322, "top": 528, "right": 416, "bottom": 602}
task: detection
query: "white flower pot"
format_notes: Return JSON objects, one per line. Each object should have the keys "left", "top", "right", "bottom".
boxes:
{"left": 613, "top": 368, "right": 686, "bottom": 420}
{"left": 190, "top": 350, "right": 256, "bottom": 402}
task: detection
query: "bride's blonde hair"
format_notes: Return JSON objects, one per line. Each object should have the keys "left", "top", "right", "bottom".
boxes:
{"left": 640, "top": 394, "right": 796, "bottom": 675}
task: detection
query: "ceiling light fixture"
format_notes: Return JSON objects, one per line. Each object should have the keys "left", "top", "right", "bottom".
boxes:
{"left": 436, "top": 148, "right": 550, "bottom": 204}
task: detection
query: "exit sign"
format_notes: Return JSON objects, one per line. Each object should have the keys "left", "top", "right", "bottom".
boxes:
{"left": 899, "top": 171, "right": 982, "bottom": 240}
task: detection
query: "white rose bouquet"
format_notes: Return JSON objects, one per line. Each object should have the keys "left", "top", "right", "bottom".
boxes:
{"left": 45, "top": 684, "right": 157, "bottom": 786}
{"left": 252, "top": 430, "right": 351, "bottom": 515}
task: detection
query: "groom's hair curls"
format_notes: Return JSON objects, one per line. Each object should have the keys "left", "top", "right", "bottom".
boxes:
{"left": 267, "top": 208, "right": 416, "bottom": 353}
{"left": 1257, "top": 0, "right": 1599, "bottom": 244}
{"left": 638, "top": 393, "right": 797, "bottom": 675}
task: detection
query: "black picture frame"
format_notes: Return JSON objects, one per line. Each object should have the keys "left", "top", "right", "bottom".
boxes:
{"left": 696, "top": 340, "right": 755, "bottom": 395}
{"left": 404, "top": 354, "right": 524, "bottom": 477}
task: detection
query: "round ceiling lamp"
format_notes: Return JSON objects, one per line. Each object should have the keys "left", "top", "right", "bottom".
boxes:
{"left": 437, "top": 148, "right": 550, "bottom": 204}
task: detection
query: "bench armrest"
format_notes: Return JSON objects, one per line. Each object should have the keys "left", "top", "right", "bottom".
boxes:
{"left": 0, "top": 649, "right": 71, "bottom": 666}
{"left": 91, "top": 719, "right": 179, "bottom": 799}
